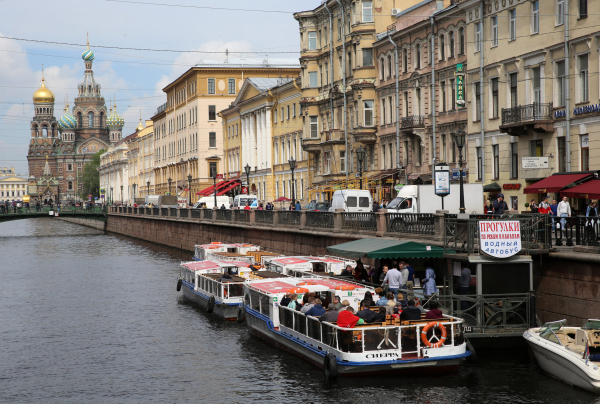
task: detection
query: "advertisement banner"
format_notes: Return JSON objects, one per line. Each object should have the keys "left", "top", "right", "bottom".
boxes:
{"left": 434, "top": 164, "right": 450, "bottom": 196}
{"left": 479, "top": 221, "right": 522, "bottom": 258}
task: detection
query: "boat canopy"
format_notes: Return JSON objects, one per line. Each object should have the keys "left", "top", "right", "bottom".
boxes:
{"left": 326, "top": 239, "right": 453, "bottom": 259}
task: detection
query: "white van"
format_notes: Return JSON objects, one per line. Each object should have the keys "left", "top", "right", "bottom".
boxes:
{"left": 193, "top": 196, "right": 232, "bottom": 209}
{"left": 328, "top": 190, "right": 373, "bottom": 212}
{"left": 233, "top": 194, "right": 258, "bottom": 209}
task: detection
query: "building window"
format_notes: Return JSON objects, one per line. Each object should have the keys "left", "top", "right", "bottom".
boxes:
{"left": 274, "top": 109, "right": 277, "bottom": 122}
{"left": 491, "top": 16, "right": 498, "bottom": 47}
{"left": 415, "top": 44, "right": 421, "bottom": 69}
{"left": 340, "top": 151, "right": 346, "bottom": 172}
{"left": 209, "top": 162, "right": 217, "bottom": 178}
{"left": 459, "top": 27, "right": 465, "bottom": 54}
{"left": 362, "top": 0, "right": 373, "bottom": 22}
{"left": 475, "top": 82, "right": 481, "bottom": 121}
{"left": 363, "top": 48, "right": 373, "bottom": 67}
{"left": 581, "top": 135, "right": 589, "bottom": 170}
{"left": 228, "top": 79, "right": 235, "bottom": 94}
{"left": 209, "top": 132, "right": 216, "bottom": 148}
{"left": 208, "top": 105, "right": 216, "bottom": 121}
{"left": 509, "top": 73, "right": 518, "bottom": 107}
{"left": 441, "top": 134, "right": 447, "bottom": 162}
{"left": 379, "top": 58, "right": 385, "bottom": 80}
{"left": 556, "top": 60, "right": 566, "bottom": 106}
{"left": 493, "top": 144, "right": 499, "bottom": 180}
{"left": 309, "top": 71, "right": 318, "bottom": 88}
{"left": 530, "top": 139, "right": 543, "bottom": 157}
{"left": 308, "top": 31, "right": 317, "bottom": 50}
{"left": 363, "top": 100, "right": 374, "bottom": 126}
{"left": 491, "top": 78, "right": 499, "bottom": 118}
{"left": 381, "top": 98, "right": 386, "bottom": 125}
{"left": 578, "top": 54, "right": 589, "bottom": 102}
{"left": 281, "top": 107, "right": 284, "bottom": 122}
{"left": 415, "top": 138, "right": 422, "bottom": 165}
{"left": 441, "top": 81, "right": 446, "bottom": 112}
{"left": 338, "top": 18, "right": 342, "bottom": 39}
{"left": 532, "top": 1, "right": 539, "bottom": 34}
{"left": 475, "top": 23, "right": 481, "bottom": 52}
{"left": 208, "top": 78, "right": 215, "bottom": 94}
{"left": 415, "top": 88, "right": 421, "bottom": 115}
{"left": 440, "top": 35, "right": 445, "bottom": 60}
{"left": 402, "top": 48, "right": 408, "bottom": 73}
{"left": 310, "top": 116, "right": 318, "bottom": 138}
{"left": 88, "top": 112, "right": 94, "bottom": 127}
{"left": 388, "top": 96, "right": 393, "bottom": 123}
{"left": 293, "top": 103, "right": 296, "bottom": 118}
{"left": 557, "top": 0, "right": 565, "bottom": 25}
{"left": 68, "top": 181, "right": 73, "bottom": 190}
{"left": 324, "top": 151, "right": 332, "bottom": 173}
{"left": 287, "top": 105, "right": 290, "bottom": 120}
{"left": 532, "top": 67, "right": 541, "bottom": 106}
{"left": 449, "top": 31, "right": 455, "bottom": 58}
{"left": 511, "top": 142, "right": 519, "bottom": 179}
{"left": 476, "top": 147, "right": 482, "bottom": 180}
{"left": 386, "top": 55, "right": 392, "bottom": 78}
{"left": 403, "top": 91, "right": 409, "bottom": 117}
{"left": 558, "top": 137, "right": 566, "bottom": 172}
{"left": 509, "top": 9, "right": 517, "bottom": 41}
{"left": 579, "top": 0, "right": 588, "bottom": 18}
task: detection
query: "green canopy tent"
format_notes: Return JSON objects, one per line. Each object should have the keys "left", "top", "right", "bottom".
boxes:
{"left": 326, "top": 239, "right": 453, "bottom": 260}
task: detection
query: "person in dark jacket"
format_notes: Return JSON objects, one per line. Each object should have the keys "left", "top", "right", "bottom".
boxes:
{"left": 373, "top": 201, "right": 380, "bottom": 213}
{"left": 400, "top": 300, "right": 422, "bottom": 321}
{"left": 357, "top": 305, "right": 379, "bottom": 323}
{"left": 305, "top": 299, "right": 326, "bottom": 317}
{"left": 320, "top": 309, "right": 340, "bottom": 323}
{"left": 280, "top": 293, "right": 292, "bottom": 308}
{"left": 218, "top": 272, "right": 233, "bottom": 283}
{"left": 360, "top": 292, "right": 374, "bottom": 309}
{"left": 340, "top": 265, "right": 353, "bottom": 276}
{"left": 425, "top": 301, "right": 444, "bottom": 319}
{"left": 492, "top": 193, "right": 509, "bottom": 215}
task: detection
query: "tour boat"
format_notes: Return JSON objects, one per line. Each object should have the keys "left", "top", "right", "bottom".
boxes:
{"left": 193, "top": 242, "right": 230, "bottom": 261}
{"left": 241, "top": 277, "right": 470, "bottom": 379}
{"left": 177, "top": 260, "right": 285, "bottom": 319}
{"left": 264, "top": 256, "right": 356, "bottom": 276}
{"left": 205, "top": 251, "right": 255, "bottom": 264}
{"left": 524, "top": 319, "right": 600, "bottom": 392}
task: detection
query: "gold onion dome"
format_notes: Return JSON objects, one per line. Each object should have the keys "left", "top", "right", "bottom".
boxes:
{"left": 33, "top": 78, "right": 55, "bottom": 103}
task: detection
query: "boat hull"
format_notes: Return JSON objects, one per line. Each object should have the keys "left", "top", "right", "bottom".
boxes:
{"left": 524, "top": 330, "right": 600, "bottom": 393}
{"left": 180, "top": 281, "right": 240, "bottom": 320}
{"left": 245, "top": 306, "right": 468, "bottom": 376}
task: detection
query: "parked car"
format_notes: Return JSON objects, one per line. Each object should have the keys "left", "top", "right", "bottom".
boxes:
{"left": 304, "top": 200, "right": 317, "bottom": 210}
{"left": 312, "top": 202, "right": 330, "bottom": 212}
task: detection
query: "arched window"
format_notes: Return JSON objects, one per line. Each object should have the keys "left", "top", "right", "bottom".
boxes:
{"left": 77, "top": 112, "right": 83, "bottom": 127}
{"left": 88, "top": 112, "right": 94, "bottom": 127}
{"left": 100, "top": 112, "right": 104, "bottom": 127}
{"left": 42, "top": 126, "right": 48, "bottom": 137}
{"left": 88, "top": 85, "right": 92, "bottom": 93}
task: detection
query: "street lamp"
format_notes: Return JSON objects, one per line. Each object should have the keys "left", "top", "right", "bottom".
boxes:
{"left": 452, "top": 128, "right": 466, "bottom": 214}
{"left": 120, "top": 184, "right": 123, "bottom": 204}
{"left": 212, "top": 171, "right": 217, "bottom": 208}
{"left": 146, "top": 180, "right": 150, "bottom": 196}
{"left": 187, "top": 174, "right": 192, "bottom": 207}
{"left": 288, "top": 158, "right": 297, "bottom": 207}
{"left": 110, "top": 187, "right": 113, "bottom": 205}
{"left": 356, "top": 146, "right": 365, "bottom": 190}
{"left": 244, "top": 164, "right": 251, "bottom": 195}
{"left": 168, "top": 177, "right": 172, "bottom": 196}
{"left": 132, "top": 183, "right": 137, "bottom": 202}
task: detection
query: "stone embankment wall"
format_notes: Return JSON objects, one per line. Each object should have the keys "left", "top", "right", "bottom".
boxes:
{"left": 106, "top": 215, "right": 359, "bottom": 255}
{"left": 57, "top": 217, "right": 107, "bottom": 231}
{"left": 534, "top": 255, "right": 600, "bottom": 324}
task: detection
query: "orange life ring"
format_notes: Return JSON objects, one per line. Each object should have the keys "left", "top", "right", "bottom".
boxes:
{"left": 287, "top": 287, "right": 309, "bottom": 294}
{"left": 334, "top": 285, "right": 355, "bottom": 291}
{"left": 421, "top": 321, "right": 447, "bottom": 348}
{"left": 297, "top": 281, "right": 317, "bottom": 286}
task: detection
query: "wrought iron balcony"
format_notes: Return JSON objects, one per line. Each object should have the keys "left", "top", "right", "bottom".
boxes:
{"left": 401, "top": 115, "right": 425, "bottom": 130}
{"left": 500, "top": 103, "right": 553, "bottom": 135}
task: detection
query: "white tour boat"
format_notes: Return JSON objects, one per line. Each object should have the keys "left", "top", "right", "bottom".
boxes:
{"left": 264, "top": 256, "right": 356, "bottom": 276}
{"left": 241, "top": 277, "right": 470, "bottom": 379}
{"left": 524, "top": 319, "right": 600, "bottom": 393}
{"left": 193, "top": 242, "right": 260, "bottom": 261}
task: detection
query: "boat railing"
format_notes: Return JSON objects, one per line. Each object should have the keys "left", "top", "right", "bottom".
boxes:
{"left": 277, "top": 305, "right": 463, "bottom": 357}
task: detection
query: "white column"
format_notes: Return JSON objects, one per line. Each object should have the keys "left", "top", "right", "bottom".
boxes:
{"left": 266, "top": 108, "right": 272, "bottom": 168}
{"left": 250, "top": 113, "right": 257, "bottom": 169}
{"left": 257, "top": 109, "right": 263, "bottom": 170}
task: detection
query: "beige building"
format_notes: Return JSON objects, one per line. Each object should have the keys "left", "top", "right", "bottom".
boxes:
{"left": 126, "top": 119, "right": 154, "bottom": 200}
{"left": 459, "top": 0, "right": 599, "bottom": 211}
{"left": 151, "top": 62, "right": 299, "bottom": 199}
{"left": 221, "top": 76, "right": 308, "bottom": 204}
{"left": 0, "top": 176, "right": 28, "bottom": 201}
{"left": 294, "top": 0, "right": 423, "bottom": 201}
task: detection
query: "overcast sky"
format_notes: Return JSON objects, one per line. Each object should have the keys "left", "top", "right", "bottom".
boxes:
{"left": 0, "top": 0, "right": 316, "bottom": 175}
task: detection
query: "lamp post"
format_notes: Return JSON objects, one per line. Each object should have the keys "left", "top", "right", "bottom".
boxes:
{"left": 212, "top": 171, "right": 217, "bottom": 208}
{"left": 120, "top": 184, "right": 123, "bottom": 204}
{"left": 452, "top": 128, "right": 466, "bottom": 214}
{"left": 356, "top": 146, "right": 365, "bottom": 190}
{"left": 167, "top": 177, "right": 172, "bottom": 196}
{"left": 146, "top": 180, "right": 150, "bottom": 196}
{"left": 110, "top": 187, "right": 113, "bottom": 205}
{"left": 244, "top": 164, "right": 251, "bottom": 195}
{"left": 288, "top": 158, "right": 297, "bottom": 207}
{"left": 187, "top": 174, "right": 192, "bottom": 207}
{"left": 132, "top": 183, "right": 137, "bottom": 202}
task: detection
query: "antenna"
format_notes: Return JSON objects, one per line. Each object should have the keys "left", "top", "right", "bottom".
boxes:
{"left": 224, "top": 48, "right": 229, "bottom": 64}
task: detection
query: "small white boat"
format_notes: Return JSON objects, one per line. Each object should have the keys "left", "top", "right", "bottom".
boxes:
{"left": 193, "top": 242, "right": 260, "bottom": 261}
{"left": 264, "top": 255, "right": 356, "bottom": 276}
{"left": 524, "top": 319, "right": 600, "bottom": 393}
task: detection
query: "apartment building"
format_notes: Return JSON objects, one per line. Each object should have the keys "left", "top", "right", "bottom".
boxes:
{"left": 374, "top": 0, "right": 468, "bottom": 199}
{"left": 151, "top": 62, "right": 299, "bottom": 198}
{"left": 126, "top": 119, "right": 154, "bottom": 200}
{"left": 458, "top": 0, "right": 599, "bottom": 211}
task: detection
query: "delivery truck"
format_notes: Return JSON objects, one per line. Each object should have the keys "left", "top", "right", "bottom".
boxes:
{"left": 386, "top": 184, "right": 484, "bottom": 214}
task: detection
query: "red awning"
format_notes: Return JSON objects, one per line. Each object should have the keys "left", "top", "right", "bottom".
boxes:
{"left": 217, "top": 180, "right": 240, "bottom": 196}
{"left": 197, "top": 180, "right": 234, "bottom": 196}
{"left": 523, "top": 173, "right": 593, "bottom": 194}
{"left": 561, "top": 179, "right": 600, "bottom": 199}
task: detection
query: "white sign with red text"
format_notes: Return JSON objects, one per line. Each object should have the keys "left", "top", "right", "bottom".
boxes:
{"left": 479, "top": 221, "right": 521, "bottom": 258}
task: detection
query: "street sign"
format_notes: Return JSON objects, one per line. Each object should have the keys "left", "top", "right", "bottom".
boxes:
{"left": 521, "top": 156, "right": 549, "bottom": 169}
{"left": 216, "top": 174, "right": 223, "bottom": 179}
{"left": 242, "top": 186, "right": 248, "bottom": 194}
{"left": 100, "top": 195, "right": 105, "bottom": 199}
{"left": 479, "top": 221, "right": 522, "bottom": 258}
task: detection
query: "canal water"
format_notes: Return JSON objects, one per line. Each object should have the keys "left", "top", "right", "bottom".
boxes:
{"left": 0, "top": 219, "right": 598, "bottom": 404}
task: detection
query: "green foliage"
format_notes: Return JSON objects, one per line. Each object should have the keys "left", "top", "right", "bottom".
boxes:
{"left": 79, "top": 149, "right": 105, "bottom": 200}
{"left": 524, "top": 203, "right": 529, "bottom": 208}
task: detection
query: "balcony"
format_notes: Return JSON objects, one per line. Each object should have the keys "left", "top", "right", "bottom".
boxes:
{"left": 500, "top": 103, "right": 553, "bottom": 136}
{"left": 301, "top": 137, "right": 321, "bottom": 154}
{"left": 401, "top": 115, "right": 425, "bottom": 131}
{"left": 323, "top": 129, "right": 344, "bottom": 143}
{"left": 352, "top": 126, "right": 377, "bottom": 144}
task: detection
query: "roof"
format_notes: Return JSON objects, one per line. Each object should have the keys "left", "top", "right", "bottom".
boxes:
{"left": 218, "top": 260, "right": 252, "bottom": 268}
{"left": 561, "top": 179, "right": 600, "bottom": 199}
{"left": 271, "top": 257, "right": 309, "bottom": 265}
{"left": 248, "top": 280, "right": 300, "bottom": 294}
{"left": 247, "top": 77, "right": 281, "bottom": 92}
{"left": 303, "top": 257, "right": 343, "bottom": 263}
{"left": 523, "top": 173, "right": 593, "bottom": 194}
{"left": 181, "top": 261, "right": 220, "bottom": 271}
{"left": 326, "top": 239, "right": 453, "bottom": 259}
{"left": 483, "top": 182, "right": 502, "bottom": 192}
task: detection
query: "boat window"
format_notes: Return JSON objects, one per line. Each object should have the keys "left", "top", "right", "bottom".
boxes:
{"left": 250, "top": 291, "right": 261, "bottom": 312}
{"left": 229, "top": 284, "right": 243, "bottom": 297}
{"left": 279, "top": 306, "right": 294, "bottom": 328}
{"left": 539, "top": 320, "right": 566, "bottom": 345}
{"left": 337, "top": 329, "right": 363, "bottom": 353}
{"left": 260, "top": 294, "right": 270, "bottom": 315}
{"left": 293, "top": 311, "right": 307, "bottom": 335}
{"left": 583, "top": 320, "right": 600, "bottom": 330}
{"left": 312, "top": 262, "right": 326, "bottom": 272}
{"left": 364, "top": 328, "right": 400, "bottom": 352}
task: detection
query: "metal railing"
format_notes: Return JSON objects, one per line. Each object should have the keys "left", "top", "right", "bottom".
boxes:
{"left": 501, "top": 102, "right": 553, "bottom": 125}
{"left": 305, "top": 211, "right": 334, "bottom": 229}
{"left": 152, "top": 207, "right": 159, "bottom": 215}
{"left": 554, "top": 216, "right": 600, "bottom": 247}
{"left": 169, "top": 208, "right": 177, "bottom": 217}
{"left": 342, "top": 212, "right": 377, "bottom": 231}
{"left": 255, "top": 210, "right": 273, "bottom": 224}
{"left": 190, "top": 209, "right": 201, "bottom": 219}
{"left": 216, "top": 209, "right": 231, "bottom": 221}
{"left": 279, "top": 211, "right": 300, "bottom": 225}
{"left": 387, "top": 213, "right": 435, "bottom": 234}
{"left": 180, "top": 209, "right": 189, "bottom": 218}
{"left": 160, "top": 208, "right": 168, "bottom": 216}
{"left": 235, "top": 210, "right": 250, "bottom": 222}
{"left": 401, "top": 115, "right": 425, "bottom": 129}
{"left": 202, "top": 208, "right": 213, "bottom": 220}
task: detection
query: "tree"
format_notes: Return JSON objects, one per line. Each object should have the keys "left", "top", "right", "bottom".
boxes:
{"left": 79, "top": 149, "right": 105, "bottom": 200}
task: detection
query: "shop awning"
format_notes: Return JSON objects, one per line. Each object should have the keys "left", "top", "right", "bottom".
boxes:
{"left": 326, "top": 239, "right": 453, "bottom": 260}
{"left": 523, "top": 173, "right": 593, "bottom": 194}
{"left": 561, "top": 179, "right": 600, "bottom": 199}
{"left": 483, "top": 182, "right": 502, "bottom": 192}
{"left": 217, "top": 180, "right": 240, "bottom": 196}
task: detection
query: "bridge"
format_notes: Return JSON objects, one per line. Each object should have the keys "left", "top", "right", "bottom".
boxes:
{"left": 0, "top": 206, "right": 107, "bottom": 223}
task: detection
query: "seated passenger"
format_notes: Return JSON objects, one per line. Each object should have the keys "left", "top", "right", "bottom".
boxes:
{"left": 337, "top": 307, "right": 364, "bottom": 328}
{"left": 340, "top": 265, "right": 353, "bottom": 276}
{"left": 400, "top": 300, "right": 422, "bottom": 321}
{"left": 327, "top": 295, "right": 343, "bottom": 311}
{"left": 300, "top": 297, "right": 315, "bottom": 313}
{"left": 320, "top": 309, "right": 340, "bottom": 323}
{"left": 218, "top": 272, "right": 233, "bottom": 283}
{"left": 280, "top": 293, "right": 292, "bottom": 307}
{"left": 357, "top": 304, "right": 386, "bottom": 323}
{"left": 376, "top": 289, "right": 388, "bottom": 306}
{"left": 287, "top": 297, "right": 298, "bottom": 310}
{"left": 305, "top": 298, "right": 326, "bottom": 317}
{"left": 425, "top": 301, "right": 444, "bottom": 319}
{"left": 360, "top": 291, "right": 374, "bottom": 309}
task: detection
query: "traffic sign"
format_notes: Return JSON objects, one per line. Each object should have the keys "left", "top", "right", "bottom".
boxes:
{"left": 242, "top": 186, "right": 248, "bottom": 194}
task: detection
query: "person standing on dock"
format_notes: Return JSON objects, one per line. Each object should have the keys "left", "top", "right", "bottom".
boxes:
{"left": 492, "top": 193, "right": 509, "bottom": 215}
{"left": 381, "top": 265, "right": 403, "bottom": 299}
{"left": 457, "top": 267, "right": 471, "bottom": 311}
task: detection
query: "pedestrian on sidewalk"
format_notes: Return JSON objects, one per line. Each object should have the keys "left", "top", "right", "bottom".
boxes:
{"left": 492, "top": 193, "right": 509, "bottom": 215}
{"left": 550, "top": 199, "right": 558, "bottom": 230}
{"left": 557, "top": 196, "right": 571, "bottom": 231}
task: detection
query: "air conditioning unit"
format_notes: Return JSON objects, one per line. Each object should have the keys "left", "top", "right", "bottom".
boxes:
{"left": 391, "top": 8, "right": 401, "bottom": 15}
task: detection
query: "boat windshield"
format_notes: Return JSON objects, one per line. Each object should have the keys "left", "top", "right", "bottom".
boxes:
{"left": 583, "top": 319, "right": 600, "bottom": 330}
{"left": 539, "top": 319, "right": 566, "bottom": 345}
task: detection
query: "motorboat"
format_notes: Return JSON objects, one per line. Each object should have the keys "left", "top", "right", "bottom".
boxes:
{"left": 241, "top": 277, "right": 471, "bottom": 379}
{"left": 524, "top": 319, "right": 600, "bottom": 393}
